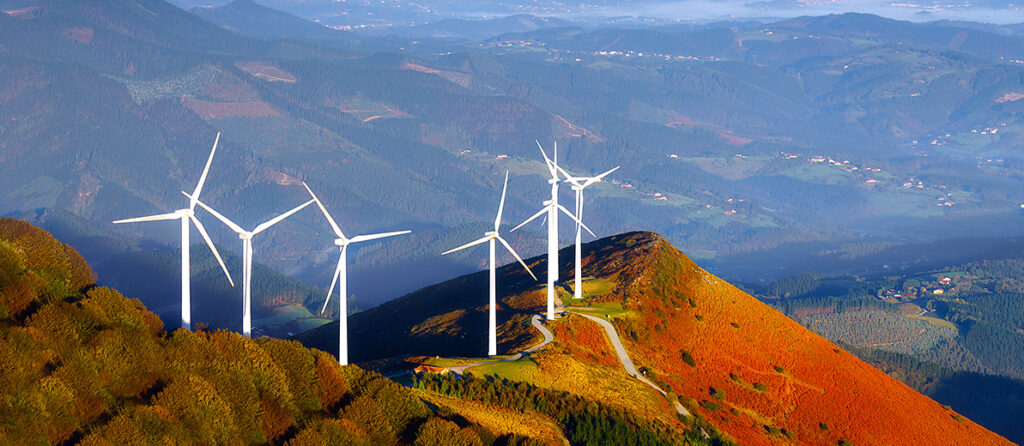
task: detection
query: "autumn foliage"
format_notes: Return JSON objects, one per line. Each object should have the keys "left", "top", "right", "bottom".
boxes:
{"left": 584, "top": 232, "right": 1012, "bottom": 446}
{"left": 0, "top": 219, "right": 534, "bottom": 445}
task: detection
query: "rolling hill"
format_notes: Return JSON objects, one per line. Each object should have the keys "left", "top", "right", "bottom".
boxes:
{"left": 191, "top": 0, "right": 350, "bottom": 41}
{"left": 299, "top": 231, "right": 1012, "bottom": 445}
{"left": 2, "top": 218, "right": 713, "bottom": 445}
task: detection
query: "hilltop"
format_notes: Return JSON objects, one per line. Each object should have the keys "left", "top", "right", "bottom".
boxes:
{"left": 300, "top": 231, "right": 1012, "bottom": 445}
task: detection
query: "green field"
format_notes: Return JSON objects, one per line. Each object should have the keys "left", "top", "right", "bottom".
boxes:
{"left": 467, "top": 356, "right": 540, "bottom": 381}
{"left": 253, "top": 303, "right": 331, "bottom": 336}
{"left": 426, "top": 355, "right": 515, "bottom": 367}
{"left": 568, "top": 278, "right": 616, "bottom": 298}
{"left": 565, "top": 301, "right": 632, "bottom": 321}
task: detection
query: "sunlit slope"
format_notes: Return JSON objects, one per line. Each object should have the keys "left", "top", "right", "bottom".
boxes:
{"left": 590, "top": 232, "right": 1010, "bottom": 445}
{"left": 307, "top": 230, "right": 1012, "bottom": 445}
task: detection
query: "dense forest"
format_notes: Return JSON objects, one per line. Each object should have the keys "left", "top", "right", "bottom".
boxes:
{"left": 414, "top": 373, "right": 727, "bottom": 446}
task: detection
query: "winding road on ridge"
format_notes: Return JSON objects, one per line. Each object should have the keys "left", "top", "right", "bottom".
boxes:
{"left": 574, "top": 313, "right": 692, "bottom": 416}
{"left": 448, "top": 300, "right": 691, "bottom": 417}
{"left": 446, "top": 315, "right": 554, "bottom": 375}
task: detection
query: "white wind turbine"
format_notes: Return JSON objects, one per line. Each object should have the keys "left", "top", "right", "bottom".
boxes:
{"left": 113, "top": 133, "right": 234, "bottom": 331}
{"left": 185, "top": 192, "right": 314, "bottom": 337}
{"left": 303, "top": 182, "right": 411, "bottom": 366}
{"left": 555, "top": 164, "right": 620, "bottom": 299}
{"left": 511, "top": 142, "right": 593, "bottom": 320}
{"left": 442, "top": 172, "right": 537, "bottom": 357}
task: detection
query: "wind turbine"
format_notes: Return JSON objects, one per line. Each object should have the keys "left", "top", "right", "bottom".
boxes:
{"left": 442, "top": 172, "right": 537, "bottom": 357}
{"left": 555, "top": 164, "right": 620, "bottom": 299}
{"left": 185, "top": 192, "right": 314, "bottom": 337}
{"left": 511, "top": 142, "right": 594, "bottom": 320}
{"left": 113, "top": 133, "right": 234, "bottom": 331}
{"left": 303, "top": 182, "right": 411, "bottom": 366}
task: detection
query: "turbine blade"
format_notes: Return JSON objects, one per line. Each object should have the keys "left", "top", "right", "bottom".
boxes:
{"left": 191, "top": 214, "right": 234, "bottom": 287}
{"left": 441, "top": 235, "right": 491, "bottom": 255}
{"left": 303, "top": 182, "right": 344, "bottom": 239}
{"left": 558, "top": 204, "right": 596, "bottom": 237}
{"left": 510, "top": 206, "right": 548, "bottom": 232}
{"left": 183, "top": 192, "right": 247, "bottom": 235}
{"left": 112, "top": 212, "right": 181, "bottom": 224}
{"left": 190, "top": 132, "right": 221, "bottom": 209}
{"left": 555, "top": 164, "right": 584, "bottom": 186}
{"left": 584, "top": 166, "right": 621, "bottom": 187}
{"left": 495, "top": 171, "right": 509, "bottom": 232}
{"left": 252, "top": 199, "right": 315, "bottom": 235}
{"left": 320, "top": 254, "right": 344, "bottom": 315}
{"left": 349, "top": 230, "right": 411, "bottom": 243}
{"left": 536, "top": 140, "right": 557, "bottom": 178}
{"left": 496, "top": 235, "right": 537, "bottom": 281}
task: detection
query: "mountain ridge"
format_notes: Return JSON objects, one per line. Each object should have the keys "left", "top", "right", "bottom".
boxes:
{"left": 298, "top": 231, "right": 1012, "bottom": 445}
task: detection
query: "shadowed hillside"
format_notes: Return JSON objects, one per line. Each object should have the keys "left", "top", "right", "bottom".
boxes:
{"left": 299, "top": 231, "right": 1012, "bottom": 445}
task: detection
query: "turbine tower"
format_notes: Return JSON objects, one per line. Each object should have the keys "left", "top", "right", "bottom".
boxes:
{"left": 442, "top": 172, "right": 537, "bottom": 357}
{"left": 511, "top": 142, "right": 593, "bottom": 320}
{"left": 303, "top": 182, "right": 411, "bottom": 366}
{"left": 185, "top": 192, "right": 313, "bottom": 337}
{"left": 556, "top": 164, "right": 620, "bottom": 299}
{"left": 113, "top": 133, "right": 234, "bottom": 330}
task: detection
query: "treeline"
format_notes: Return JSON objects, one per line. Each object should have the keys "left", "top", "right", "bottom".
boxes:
{"left": 414, "top": 373, "right": 729, "bottom": 446}
{"left": 766, "top": 272, "right": 824, "bottom": 298}
{"left": 773, "top": 296, "right": 892, "bottom": 317}
{"left": 964, "top": 322, "right": 1024, "bottom": 378}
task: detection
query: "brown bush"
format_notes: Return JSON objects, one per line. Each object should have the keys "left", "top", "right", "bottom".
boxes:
{"left": 314, "top": 353, "right": 349, "bottom": 413}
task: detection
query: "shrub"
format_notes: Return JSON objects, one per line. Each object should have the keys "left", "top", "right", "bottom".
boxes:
{"left": 753, "top": 382, "right": 767, "bottom": 392}
{"left": 709, "top": 387, "right": 726, "bottom": 400}
{"left": 701, "top": 400, "right": 724, "bottom": 412}
{"left": 680, "top": 350, "right": 697, "bottom": 367}
{"left": 414, "top": 418, "right": 483, "bottom": 446}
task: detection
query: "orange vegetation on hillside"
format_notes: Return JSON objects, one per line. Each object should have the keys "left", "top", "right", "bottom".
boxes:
{"left": 586, "top": 232, "right": 1011, "bottom": 445}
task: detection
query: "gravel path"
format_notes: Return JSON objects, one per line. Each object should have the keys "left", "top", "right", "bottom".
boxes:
{"left": 575, "top": 313, "right": 692, "bottom": 416}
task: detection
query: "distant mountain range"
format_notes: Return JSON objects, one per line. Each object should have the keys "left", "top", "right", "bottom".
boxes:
{"left": 190, "top": 0, "right": 348, "bottom": 40}
{"left": 7, "top": 0, "right": 1024, "bottom": 307}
